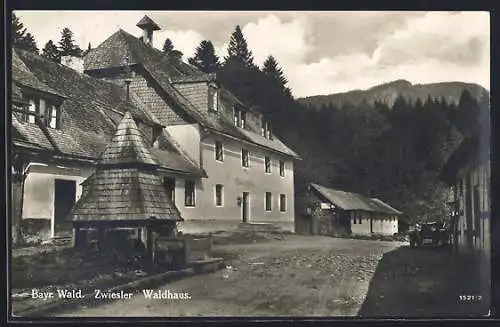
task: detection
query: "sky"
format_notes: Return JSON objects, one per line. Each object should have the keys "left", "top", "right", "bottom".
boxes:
{"left": 15, "top": 11, "right": 490, "bottom": 98}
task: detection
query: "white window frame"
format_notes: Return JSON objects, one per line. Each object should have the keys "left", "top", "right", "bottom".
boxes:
{"left": 215, "top": 184, "right": 224, "bottom": 207}
{"left": 215, "top": 141, "right": 224, "bottom": 162}
{"left": 185, "top": 180, "right": 196, "bottom": 207}
{"left": 279, "top": 194, "right": 286, "bottom": 212}
{"left": 265, "top": 156, "right": 271, "bottom": 174}
{"left": 242, "top": 149, "right": 249, "bottom": 168}
{"left": 265, "top": 192, "right": 273, "bottom": 211}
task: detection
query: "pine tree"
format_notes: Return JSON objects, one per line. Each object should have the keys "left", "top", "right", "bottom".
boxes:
{"left": 12, "top": 12, "right": 27, "bottom": 43}
{"left": 41, "top": 40, "right": 61, "bottom": 63}
{"left": 162, "top": 38, "right": 174, "bottom": 55}
{"left": 224, "top": 25, "right": 255, "bottom": 68}
{"left": 188, "top": 40, "right": 220, "bottom": 73}
{"left": 58, "top": 27, "right": 83, "bottom": 57}
{"left": 82, "top": 42, "right": 92, "bottom": 56}
{"left": 262, "top": 55, "right": 288, "bottom": 86}
{"left": 12, "top": 13, "right": 39, "bottom": 53}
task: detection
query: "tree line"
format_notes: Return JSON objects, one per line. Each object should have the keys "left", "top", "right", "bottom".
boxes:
{"left": 12, "top": 14, "right": 487, "bottom": 225}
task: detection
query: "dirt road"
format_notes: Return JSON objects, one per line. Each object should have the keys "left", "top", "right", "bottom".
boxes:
{"left": 56, "top": 235, "right": 403, "bottom": 317}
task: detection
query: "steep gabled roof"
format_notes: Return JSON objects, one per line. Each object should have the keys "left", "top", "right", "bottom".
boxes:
{"left": 13, "top": 49, "right": 202, "bottom": 176}
{"left": 12, "top": 49, "right": 66, "bottom": 98}
{"left": 85, "top": 29, "right": 300, "bottom": 159}
{"left": 68, "top": 112, "right": 182, "bottom": 222}
{"left": 309, "top": 183, "right": 402, "bottom": 215}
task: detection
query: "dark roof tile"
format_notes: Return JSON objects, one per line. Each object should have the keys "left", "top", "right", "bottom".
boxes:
{"left": 310, "top": 183, "right": 402, "bottom": 215}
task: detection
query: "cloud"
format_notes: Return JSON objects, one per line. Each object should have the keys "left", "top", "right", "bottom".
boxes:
{"left": 14, "top": 11, "right": 489, "bottom": 98}
{"left": 288, "top": 11, "right": 490, "bottom": 97}
{"left": 153, "top": 29, "right": 205, "bottom": 59}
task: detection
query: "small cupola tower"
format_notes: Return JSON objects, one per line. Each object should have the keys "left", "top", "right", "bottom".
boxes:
{"left": 136, "top": 15, "right": 161, "bottom": 47}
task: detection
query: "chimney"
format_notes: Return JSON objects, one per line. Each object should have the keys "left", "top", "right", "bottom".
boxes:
{"left": 61, "top": 56, "right": 84, "bottom": 73}
{"left": 136, "top": 15, "right": 161, "bottom": 47}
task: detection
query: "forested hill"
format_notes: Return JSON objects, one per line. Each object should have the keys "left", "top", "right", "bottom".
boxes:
{"left": 297, "top": 79, "right": 488, "bottom": 110}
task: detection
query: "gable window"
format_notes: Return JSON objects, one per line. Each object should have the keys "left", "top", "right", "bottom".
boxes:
{"left": 163, "top": 177, "right": 176, "bottom": 203}
{"left": 240, "top": 111, "right": 246, "bottom": 129}
{"left": 262, "top": 119, "right": 272, "bottom": 139}
{"left": 208, "top": 87, "right": 218, "bottom": 112}
{"left": 279, "top": 160, "right": 285, "bottom": 177}
{"left": 265, "top": 192, "right": 273, "bottom": 211}
{"left": 265, "top": 156, "right": 271, "bottom": 173}
{"left": 215, "top": 184, "right": 224, "bottom": 207}
{"left": 215, "top": 141, "right": 224, "bottom": 162}
{"left": 234, "top": 107, "right": 241, "bottom": 127}
{"left": 48, "top": 104, "right": 59, "bottom": 129}
{"left": 27, "top": 98, "right": 37, "bottom": 123}
{"left": 185, "top": 180, "right": 196, "bottom": 207}
{"left": 280, "top": 194, "right": 286, "bottom": 212}
{"left": 242, "top": 149, "right": 249, "bottom": 168}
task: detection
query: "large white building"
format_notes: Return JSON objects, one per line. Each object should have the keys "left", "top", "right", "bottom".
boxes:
{"left": 11, "top": 16, "right": 299, "bottom": 241}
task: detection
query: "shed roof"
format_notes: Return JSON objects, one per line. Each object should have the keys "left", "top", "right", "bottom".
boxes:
{"left": 68, "top": 112, "right": 182, "bottom": 222}
{"left": 309, "top": 183, "right": 402, "bottom": 215}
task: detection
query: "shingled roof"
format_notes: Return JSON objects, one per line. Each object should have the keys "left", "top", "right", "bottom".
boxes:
{"left": 136, "top": 15, "right": 161, "bottom": 30}
{"left": 12, "top": 49, "right": 203, "bottom": 176}
{"left": 84, "top": 29, "right": 300, "bottom": 159}
{"left": 309, "top": 183, "right": 402, "bottom": 215}
{"left": 68, "top": 111, "right": 182, "bottom": 222}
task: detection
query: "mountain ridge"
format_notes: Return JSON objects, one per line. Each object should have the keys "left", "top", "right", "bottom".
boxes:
{"left": 297, "top": 79, "right": 489, "bottom": 109}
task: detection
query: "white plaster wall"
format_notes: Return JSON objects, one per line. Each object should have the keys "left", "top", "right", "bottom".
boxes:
{"left": 165, "top": 124, "right": 201, "bottom": 165}
{"left": 351, "top": 212, "right": 398, "bottom": 236}
{"left": 22, "top": 162, "right": 94, "bottom": 237}
{"left": 177, "top": 133, "right": 295, "bottom": 234}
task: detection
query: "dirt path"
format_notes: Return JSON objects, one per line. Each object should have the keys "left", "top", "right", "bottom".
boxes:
{"left": 56, "top": 235, "right": 403, "bottom": 317}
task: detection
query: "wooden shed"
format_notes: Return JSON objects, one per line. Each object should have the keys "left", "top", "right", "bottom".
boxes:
{"left": 67, "top": 111, "right": 183, "bottom": 262}
{"left": 296, "top": 183, "right": 402, "bottom": 237}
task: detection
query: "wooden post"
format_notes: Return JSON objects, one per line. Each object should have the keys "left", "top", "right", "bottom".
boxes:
{"left": 97, "top": 225, "right": 105, "bottom": 253}
{"left": 146, "top": 224, "right": 153, "bottom": 263}
{"left": 73, "top": 222, "right": 85, "bottom": 251}
{"left": 11, "top": 153, "right": 28, "bottom": 246}
{"left": 183, "top": 234, "right": 191, "bottom": 268}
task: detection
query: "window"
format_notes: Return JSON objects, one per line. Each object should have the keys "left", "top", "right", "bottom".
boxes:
{"left": 241, "top": 111, "right": 246, "bottom": 129}
{"left": 279, "top": 160, "right": 285, "bottom": 177}
{"left": 242, "top": 149, "right": 249, "bottom": 168}
{"left": 163, "top": 177, "right": 176, "bottom": 203}
{"left": 265, "top": 156, "right": 271, "bottom": 173}
{"left": 234, "top": 107, "right": 241, "bottom": 127}
{"left": 265, "top": 192, "right": 272, "bottom": 211}
{"left": 262, "top": 119, "right": 272, "bottom": 139}
{"left": 353, "top": 215, "right": 357, "bottom": 224}
{"left": 215, "top": 141, "right": 224, "bottom": 161}
{"left": 48, "top": 104, "right": 58, "bottom": 129}
{"left": 185, "top": 180, "right": 195, "bottom": 207}
{"left": 358, "top": 214, "right": 362, "bottom": 224}
{"left": 28, "top": 98, "right": 36, "bottom": 123}
{"left": 152, "top": 139, "right": 160, "bottom": 148}
{"left": 208, "top": 87, "right": 218, "bottom": 112}
{"left": 215, "top": 184, "right": 224, "bottom": 207}
{"left": 280, "top": 194, "right": 286, "bottom": 212}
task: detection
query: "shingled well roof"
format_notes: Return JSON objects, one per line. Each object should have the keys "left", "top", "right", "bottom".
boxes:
{"left": 68, "top": 112, "right": 182, "bottom": 222}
